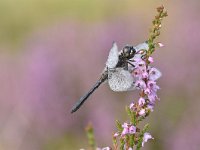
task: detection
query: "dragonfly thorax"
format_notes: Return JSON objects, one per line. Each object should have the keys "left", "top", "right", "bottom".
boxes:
{"left": 116, "top": 45, "right": 136, "bottom": 68}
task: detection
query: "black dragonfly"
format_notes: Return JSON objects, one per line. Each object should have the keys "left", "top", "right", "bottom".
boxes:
{"left": 71, "top": 42, "right": 149, "bottom": 113}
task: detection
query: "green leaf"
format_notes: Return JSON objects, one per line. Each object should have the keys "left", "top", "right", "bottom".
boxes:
{"left": 116, "top": 120, "right": 123, "bottom": 132}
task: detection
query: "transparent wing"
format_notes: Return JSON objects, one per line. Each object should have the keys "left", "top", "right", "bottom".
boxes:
{"left": 134, "top": 42, "right": 149, "bottom": 52}
{"left": 132, "top": 42, "right": 149, "bottom": 59}
{"left": 106, "top": 42, "right": 119, "bottom": 68}
{"left": 108, "top": 68, "right": 135, "bottom": 92}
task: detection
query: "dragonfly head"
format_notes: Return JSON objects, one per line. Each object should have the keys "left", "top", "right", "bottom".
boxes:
{"left": 122, "top": 45, "right": 136, "bottom": 59}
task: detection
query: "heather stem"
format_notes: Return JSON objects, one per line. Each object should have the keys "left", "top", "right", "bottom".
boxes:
{"left": 85, "top": 123, "right": 96, "bottom": 150}
{"left": 147, "top": 5, "right": 168, "bottom": 57}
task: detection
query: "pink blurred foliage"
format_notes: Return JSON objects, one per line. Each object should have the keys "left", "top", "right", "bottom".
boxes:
{"left": 0, "top": 18, "right": 146, "bottom": 149}
{"left": 168, "top": 113, "right": 200, "bottom": 150}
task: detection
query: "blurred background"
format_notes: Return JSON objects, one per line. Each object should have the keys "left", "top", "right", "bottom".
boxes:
{"left": 0, "top": 0, "right": 200, "bottom": 150}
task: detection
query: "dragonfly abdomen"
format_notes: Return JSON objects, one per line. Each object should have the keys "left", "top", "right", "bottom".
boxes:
{"left": 71, "top": 72, "right": 107, "bottom": 113}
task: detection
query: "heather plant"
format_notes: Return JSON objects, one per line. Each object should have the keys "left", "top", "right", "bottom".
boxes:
{"left": 81, "top": 5, "right": 167, "bottom": 150}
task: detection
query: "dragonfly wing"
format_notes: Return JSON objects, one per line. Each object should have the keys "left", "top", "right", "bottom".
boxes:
{"left": 108, "top": 68, "right": 136, "bottom": 92}
{"left": 106, "top": 42, "right": 119, "bottom": 68}
{"left": 134, "top": 42, "right": 149, "bottom": 52}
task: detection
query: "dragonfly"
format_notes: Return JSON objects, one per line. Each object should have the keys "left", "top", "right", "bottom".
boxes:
{"left": 71, "top": 42, "right": 149, "bottom": 113}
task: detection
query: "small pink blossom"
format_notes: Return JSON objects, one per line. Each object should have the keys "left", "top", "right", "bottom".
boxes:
{"left": 114, "top": 132, "right": 120, "bottom": 137}
{"left": 148, "top": 57, "right": 154, "bottom": 63}
{"left": 132, "top": 57, "right": 143, "bottom": 64}
{"left": 132, "top": 59, "right": 149, "bottom": 80}
{"left": 147, "top": 104, "right": 154, "bottom": 112}
{"left": 138, "top": 64, "right": 147, "bottom": 76}
{"left": 142, "top": 132, "right": 154, "bottom": 147}
{"left": 147, "top": 81, "right": 160, "bottom": 93}
{"left": 132, "top": 68, "right": 144, "bottom": 80}
{"left": 135, "top": 80, "right": 146, "bottom": 89}
{"left": 137, "top": 59, "right": 146, "bottom": 66}
{"left": 149, "top": 67, "right": 162, "bottom": 81}
{"left": 157, "top": 42, "right": 164, "bottom": 47}
{"left": 129, "top": 102, "right": 135, "bottom": 109}
{"left": 144, "top": 80, "right": 160, "bottom": 103}
{"left": 142, "top": 71, "right": 148, "bottom": 78}
{"left": 138, "top": 97, "right": 145, "bottom": 106}
{"left": 122, "top": 123, "right": 128, "bottom": 128}
{"left": 132, "top": 68, "right": 141, "bottom": 78}
{"left": 121, "top": 123, "right": 129, "bottom": 136}
{"left": 129, "top": 125, "right": 136, "bottom": 134}
{"left": 144, "top": 88, "right": 150, "bottom": 95}
{"left": 121, "top": 128, "right": 129, "bottom": 136}
{"left": 121, "top": 123, "right": 136, "bottom": 136}
{"left": 133, "top": 59, "right": 146, "bottom": 71}
{"left": 139, "top": 109, "right": 146, "bottom": 116}
{"left": 147, "top": 93, "right": 157, "bottom": 103}
{"left": 101, "top": 147, "right": 112, "bottom": 150}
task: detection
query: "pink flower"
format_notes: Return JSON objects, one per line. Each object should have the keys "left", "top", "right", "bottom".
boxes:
{"left": 148, "top": 93, "right": 157, "bottom": 104}
{"left": 157, "top": 42, "right": 164, "bottom": 47}
{"left": 142, "top": 132, "right": 154, "bottom": 147}
{"left": 132, "top": 57, "right": 143, "bottom": 64}
{"left": 132, "top": 68, "right": 142, "bottom": 79}
{"left": 137, "top": 61, "right": 147, "bottom": 74}
{"left": 147, "top": 81, "right": 160, "bottom": 93}
{"left": 147, "top": 93, "right": 157, "bottom": 103}
{"left": 121, "top": 123, "right": 129, "bottom": 136}
{"left": 149, "top": 67, "right": 162, "bottom": 81}
{"left": 121, "top": 123, "right": 136, "bottom": 136}
{"left": 137, "top": 60, "right": 146, "bottom": 68}
{"left": 122, "top": 122, "right": 128, "bottom": 128}
{"left": 139, "top": 109, "right": 146, "bottom": 116}
{"left": 129, "top": 102, "right": 135, "bottom": 109}
{"left": 147, "top": 103, "right": 154, "bottom": 112}
{"left": 148, "top": 57, "right": 154, "bottom": 63}
{"left": 101, "top": 147, "right": 112, "bottom": 150}
{"left": 144, "top": 88, "right": 150, "bottom": 95}
{"left": 114, "top": 132, "right": 120, "bottom": 137}
{"left": 132, "top": 58, "right": 152, "bottom": 81}
{"left": 133, "top": 58, "right": 146, "bottom": 72}
{"left": 142, "top": 81, "right": 160, "bottom": 103}
{"left": 135, "top": 80, "right": 146, "bottom": 90}
{"left": 129, "top": 125, "right": 136, "bottom": 134}
{"left": 142, "top": 71, "right": 148, "bottom": 78}
{"left": 138, "top": 97, "right": 145, "bottom": 106}
{"left": 121, "top": 128, "right": 129, "bottom": 136}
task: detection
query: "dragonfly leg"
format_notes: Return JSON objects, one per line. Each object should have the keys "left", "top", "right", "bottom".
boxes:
{"left": 127, "top": 61, "right": 135, "bottom": 68}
